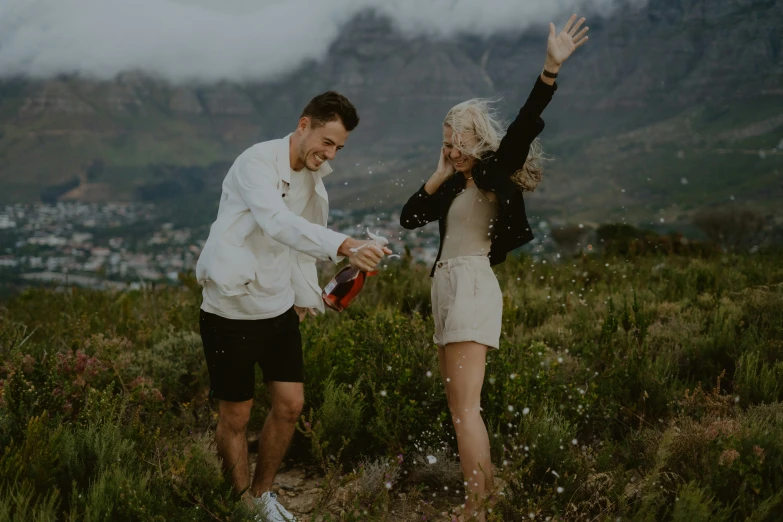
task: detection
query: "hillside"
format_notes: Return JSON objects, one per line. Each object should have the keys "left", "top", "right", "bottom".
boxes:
{"left": 2, "top": 252, "right": 783, "bottom": 520}
{"left": 0, "top": 0, "right": 781, "bottom": 226}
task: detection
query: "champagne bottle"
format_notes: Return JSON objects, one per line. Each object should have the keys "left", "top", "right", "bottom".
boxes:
{"left": 321, "top": 229, "right": 389, "bottom": 312}
{"left": 321, "top": 265, "right": 378, "bottom": 312}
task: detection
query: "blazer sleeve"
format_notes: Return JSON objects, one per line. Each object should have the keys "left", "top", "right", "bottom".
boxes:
{"left": 233, "top": 154, "right": 348, "bottom": 263}
{"left": 492, "top": 76, "right": 557, "bottom": 177}
{"left": 399, "top": 183, "right": 446, "bottom": 230}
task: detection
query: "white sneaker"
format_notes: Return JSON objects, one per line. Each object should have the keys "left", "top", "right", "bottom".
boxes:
{"left": 253, "top": 492, "right": 297, "bottom": 522}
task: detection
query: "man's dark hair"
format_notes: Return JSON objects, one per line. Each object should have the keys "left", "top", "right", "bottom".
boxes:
{"left": 301, "top": 91, "right": 359, "bottom": 132}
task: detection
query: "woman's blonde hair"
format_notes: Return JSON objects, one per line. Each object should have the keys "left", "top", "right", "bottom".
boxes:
{"left": 443, "top": 98, "right": 548, "bottom": 192}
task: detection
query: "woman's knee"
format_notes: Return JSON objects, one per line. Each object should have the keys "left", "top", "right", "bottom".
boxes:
{"left": 446, "top": 394, "right": 482, "bottom": 420}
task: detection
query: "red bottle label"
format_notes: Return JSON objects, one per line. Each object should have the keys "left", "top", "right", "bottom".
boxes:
{"left": 322, "top": 266, "right": 375, "bottom": 311}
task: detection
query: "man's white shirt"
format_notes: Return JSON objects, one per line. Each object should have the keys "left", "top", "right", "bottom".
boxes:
{"left": 195, "top": 134, "right": 348, "bottom": 320}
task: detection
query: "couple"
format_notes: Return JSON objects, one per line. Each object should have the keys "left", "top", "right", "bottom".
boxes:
{"left": 196, "top": 16, "right": 589, "bottom": 522}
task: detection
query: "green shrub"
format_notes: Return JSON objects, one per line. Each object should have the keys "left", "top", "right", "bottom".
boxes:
{"left": 126, "top": 329, "right": 208, "bottom": 402}
{"left": 0, "top": 482, "right": 60, "bottom": 522}
{"left": 670, "top": 481, "right": 731, "bottom": 522}
{"left": 0, "top": 413, "right": 63, "bottom": 494}
{"left": 735, "top": 350, "right": 783, "bottom": 405}
{"left": 314, "top": 377, "right": 365, "bottom": 458}
{"left": 0, "top": 251, "right": 782, "bottom": 520}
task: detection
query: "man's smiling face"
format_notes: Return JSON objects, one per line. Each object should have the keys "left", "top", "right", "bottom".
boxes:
{"left": 296, "top": 117, "right": 349, "bottom": 171}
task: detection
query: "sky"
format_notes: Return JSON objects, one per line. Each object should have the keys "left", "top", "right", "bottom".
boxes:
{"left": 0, "top": 0, "right": 647, "bottom": 84}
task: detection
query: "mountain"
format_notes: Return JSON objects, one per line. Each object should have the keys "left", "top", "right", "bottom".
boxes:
{"left": 0, "top": 0, "right": 781, "bottom": 227}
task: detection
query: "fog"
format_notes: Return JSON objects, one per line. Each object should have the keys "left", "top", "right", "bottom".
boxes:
{"left": 0, "top": 0, "right": 646, "bottom": 83}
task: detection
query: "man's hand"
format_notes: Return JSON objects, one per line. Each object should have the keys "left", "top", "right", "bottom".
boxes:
{"left": 338, "top": 238, "right": 392, "bottom": 272}
{"left": 294, "top": 306, "right": 317, "bottom": 322}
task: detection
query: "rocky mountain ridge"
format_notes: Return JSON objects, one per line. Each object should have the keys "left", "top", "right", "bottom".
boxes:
{"left": 0, "top": 0, "right": 781, "bottom": 222}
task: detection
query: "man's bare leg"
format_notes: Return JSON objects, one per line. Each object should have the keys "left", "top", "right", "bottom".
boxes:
{"left": 250, "top": 381, "right": 304, "bottom": 496}
{"left": 215, "top": 399, "right": 254, "bottom": 501}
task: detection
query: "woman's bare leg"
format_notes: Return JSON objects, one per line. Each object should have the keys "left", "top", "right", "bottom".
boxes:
{"left": 439, "top": 341, "right": 493, "bottom": 521}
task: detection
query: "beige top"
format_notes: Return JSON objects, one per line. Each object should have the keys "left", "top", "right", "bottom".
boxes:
{"left": 440, "top": 186, "right": 499, "bottom": 261}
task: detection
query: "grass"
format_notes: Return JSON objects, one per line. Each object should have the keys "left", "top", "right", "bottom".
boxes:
{"left": 0, "top": 248, "right": 782, "bottom": 520}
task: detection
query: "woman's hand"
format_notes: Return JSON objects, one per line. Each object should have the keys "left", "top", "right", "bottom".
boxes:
{"left": 436, "top": 146, "right": 455, "bottom": 179}
{"left": 424, "top": 147, "right": 455, "bottom": 195}
{"left": 545, "top": 14, "right": 589, "bottom": 72}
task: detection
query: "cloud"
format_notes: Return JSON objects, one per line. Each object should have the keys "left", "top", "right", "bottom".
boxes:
{"left": 0, "top": 0, "right": 646, "bottom": 83}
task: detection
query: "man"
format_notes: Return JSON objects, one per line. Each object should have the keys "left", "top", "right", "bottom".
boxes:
{"left": 195, "top": 91, "right": 389, "bottom": 521}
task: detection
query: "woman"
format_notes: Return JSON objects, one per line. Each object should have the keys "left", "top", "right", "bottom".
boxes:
{"left": 400, "top": 15, "right": 589, "bottom": 521}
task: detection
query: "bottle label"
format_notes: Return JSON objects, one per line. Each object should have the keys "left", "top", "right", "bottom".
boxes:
{"left": 324, "top": 279, "right": 337, "bottom": 294}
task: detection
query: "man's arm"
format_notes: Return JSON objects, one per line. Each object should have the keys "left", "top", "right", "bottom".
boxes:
{"left": 235, "top": 154, "right": 388, "bottom": 271}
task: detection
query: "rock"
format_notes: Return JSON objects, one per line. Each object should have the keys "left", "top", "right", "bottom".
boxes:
{"left": 18, "top": 81, "right": 95, "bottom": 118}
{"left": 279, "top": 487, "right": 320, "bottom": 515}
{"left": 274, "top": 468, "right": 307, "bottom": 490}
{"left": 332, "top": 478, "right": 359, "bottom": 506}
{"left": 169, "top": 88, "right": 204, "bottom": 114}
{"left": 199, "top": 84, "right": 256, "bottom": 116}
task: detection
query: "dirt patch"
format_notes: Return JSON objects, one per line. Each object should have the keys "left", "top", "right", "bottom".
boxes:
{"left": 248, "top": 454, "right": 471, "bottom": 521}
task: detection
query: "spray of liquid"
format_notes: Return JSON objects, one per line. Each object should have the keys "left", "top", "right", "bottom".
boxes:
{"left": 349, "top": 228, "right": 401, "bottom": 259}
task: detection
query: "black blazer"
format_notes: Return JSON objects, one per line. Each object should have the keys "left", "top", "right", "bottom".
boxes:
{"left": 400, "top": 77, "right": 557, "bottom": 276}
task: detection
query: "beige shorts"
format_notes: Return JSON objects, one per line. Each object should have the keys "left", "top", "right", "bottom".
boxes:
{"left": 431, "top": 255, "right": 503, "bottom": 349}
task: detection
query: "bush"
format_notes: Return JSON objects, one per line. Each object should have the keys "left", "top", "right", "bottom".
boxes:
{"left": 693, "top": 207, "right": 767, "bottom": 252}
{"left": 126, "top": 330, "right": 208, "bottom": 403}
{"left": 670, "top": 481, "right": 731, "bottom": 522}
{"left": 734, "top": 351, "right": 783, "bottom": 405}
{"left": 312, "top": 377, "right": 365, "bottom": 459}
{"left": 351, "top": 457, "right": 401, "bottom": 513}
{"left": 0, "top": 482, "right": 60, "bottom": 522}
{"left": 0, "top": 252, "right": 782, "bottom": 520}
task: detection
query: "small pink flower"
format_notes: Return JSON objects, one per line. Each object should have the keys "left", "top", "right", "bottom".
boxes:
{"left": 753, "top": 445, "right": 765, "bottom": 463}
{"left": 719, "top": 449, "right": 740, "bottom": 466}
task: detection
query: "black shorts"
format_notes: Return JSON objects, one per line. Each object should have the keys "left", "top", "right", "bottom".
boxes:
{"left": 199, "top": 307, "right": 303, "bottom": 402}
